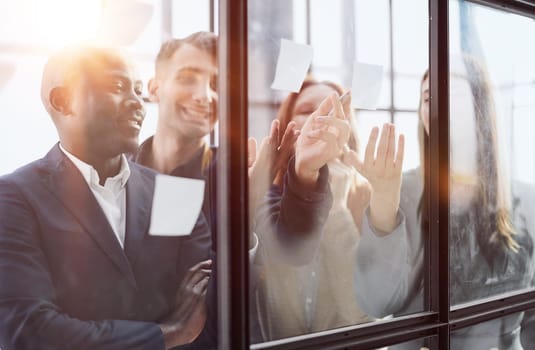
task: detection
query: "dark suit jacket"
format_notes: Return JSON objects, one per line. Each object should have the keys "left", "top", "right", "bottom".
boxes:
{"left": 0, "top": 144, "right": 211, "bottom": 350}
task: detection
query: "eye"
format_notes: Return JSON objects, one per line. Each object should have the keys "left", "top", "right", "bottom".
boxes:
{"left": 111, "top": 81, "right": 125, "bottom": 93}
{"left": 176, "top": 72, "right": 197, "bottom": 85}
{"left": 210, "top": 76, "right": 217, "bottom": 91}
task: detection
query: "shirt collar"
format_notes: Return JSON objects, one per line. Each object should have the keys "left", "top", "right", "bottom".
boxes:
{"left": 59, "top": 143, "right": 131, "bottom": 189}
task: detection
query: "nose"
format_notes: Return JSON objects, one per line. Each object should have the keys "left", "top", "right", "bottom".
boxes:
{"left": 125, "top": 92, "right": 145, "bottom": 119}
{"left": 192, "top": 80, "right": 212, "bottom": 104}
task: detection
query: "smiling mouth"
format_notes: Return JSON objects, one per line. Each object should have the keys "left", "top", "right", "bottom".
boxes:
{"left": 121, "top": 113, "right": 143, "bottom": 131}
{"left": 180, "top": 106, "right": 212, "bottom": 121}
{"left": 126, "top": 119, "right": 141, "bottom": 130}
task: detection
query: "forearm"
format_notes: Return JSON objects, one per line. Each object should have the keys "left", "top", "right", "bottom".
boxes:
{"left": 369, "top": 190, "right": 400, "bottom": 234}
{"left": 0, "top": 301, "right": 164, "bottom": 350}
{"left": 254, "top": 158, "right": 333, "bottom": 265}
{"left": 159, "top": 323, "right": 196, "bottom": 350}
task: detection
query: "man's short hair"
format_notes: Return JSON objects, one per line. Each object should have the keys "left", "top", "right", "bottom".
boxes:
{"left": 155, "top": 31, "right": 217, "bottom": 73}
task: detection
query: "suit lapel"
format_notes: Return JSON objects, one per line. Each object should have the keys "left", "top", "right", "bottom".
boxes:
{"left": 42, "top": 145, "right": 137, "bottom": 289}
{"left": 124, "top": 162, "right": 154, "bottom": 272}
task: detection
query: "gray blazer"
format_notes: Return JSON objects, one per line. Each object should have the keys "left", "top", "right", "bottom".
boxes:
{"left": 354, "top": 168, "right": 535, "bottom": 350}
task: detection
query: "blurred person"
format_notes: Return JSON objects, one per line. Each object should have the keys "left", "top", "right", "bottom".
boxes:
{"left": 132, "top": 32, "right": 218, "bottom": 230}
{"left": 350, "top": 57, "right": 535, "bottom": 349}
{"left": 134, "top": 33, "right": 355, "bottom": 349}
{"left": 131, "top": 31, "right": 298, "bottom": 253}
{"left": 253, "top": 79, "right": 372, "bottom": 341}
{"left": 0, "top": 45, "right": 212, "bottom": 350}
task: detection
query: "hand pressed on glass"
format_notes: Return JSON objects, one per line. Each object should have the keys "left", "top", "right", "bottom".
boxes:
{"left": 295, "top": 92, "right": 351, "bottom": 186}
{"left": 344, "top": 123, "right": 404, "bottom": 233}
{"left": 160, "top": 259, "right": 212, "bottom": 347}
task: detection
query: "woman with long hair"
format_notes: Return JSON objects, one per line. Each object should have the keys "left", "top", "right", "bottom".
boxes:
{"left": 350, "top": 57, "right": 535, "bottom": 349}
{"left": 254, "top": 78, "right": 372, "bottom": 341}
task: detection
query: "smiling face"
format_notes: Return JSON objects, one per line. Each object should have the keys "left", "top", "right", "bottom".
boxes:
{"left": 67, "top": 54, "right": 145, "bottom": 159}
{"left": 152, "top": 43, "right": 218, "bottom": 141}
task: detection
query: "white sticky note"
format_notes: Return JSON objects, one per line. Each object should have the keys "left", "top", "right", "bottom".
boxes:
{"left": 271, "top": 39, "right": 313, "bottom": 92}
{"left": 149, "top": 175, "right": 205, "bottom": 236}
{"left": 351, "top": 62, "right": 384, "bottom": 110}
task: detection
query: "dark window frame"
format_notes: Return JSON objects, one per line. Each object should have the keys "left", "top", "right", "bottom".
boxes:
{"left": 217, "top": 0, "right": 535, "bottom": 349}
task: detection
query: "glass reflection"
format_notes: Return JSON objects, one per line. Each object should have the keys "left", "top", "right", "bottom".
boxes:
{"left": 248, "top": 0, "right": 428, "bottom": 344}
{"left": 451, "top": 310, "right": 535, "bottom": 350}
{"left": 448, "top": 0, "right": 535, "bottom": 309}
{"left": 448, "top": 55, "right": 534, "bottom": 307}
{"left": 253, "top": 80, "right": 371, "bottom": 341}
{"left": 443, "top": 1, "right": 535, "bottom": 348}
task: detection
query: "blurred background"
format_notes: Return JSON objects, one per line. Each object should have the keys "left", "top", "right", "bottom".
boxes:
{"left": 0, "top": 0, "right": 534, "bottom": 185}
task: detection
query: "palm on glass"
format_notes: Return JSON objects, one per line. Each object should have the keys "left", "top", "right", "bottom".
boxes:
{"left": 160, "top": 259, "right": 212, "bottom": 347}
{"left": 295, "top": 92, "right": 351, "bottom": 186}
{"left": 344, "top": 123, "right": 405, "bottom": 233}
{"left": 248, "top": 119, "right": 299, "bottom": 211}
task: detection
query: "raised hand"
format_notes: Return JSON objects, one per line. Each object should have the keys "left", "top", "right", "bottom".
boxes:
{"left": 248, "top": 119, "right": 299, "bottom": 213}
{"left": 344, "top": 123, "right": 404, "bottom": 233}
{"left": 294, "top": 92, "right": 351, "bottom": 186}
{"left": 159, "top": 259, "right": 212, "bottom": 349}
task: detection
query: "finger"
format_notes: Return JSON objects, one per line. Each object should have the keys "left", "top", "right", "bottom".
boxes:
{"left": 255, "top": 136, "right": 272, "bottom": 165}
{"left": 192, "top": 276, "right": 210, "bottom": 296}
{"left": 395, "top": 134, "right": 405, "bottom": 174}
{"left": 310, "top": 92, "right": 336, "bottom": 118}
{"left": 248, "top": 138, "right": 257, "bottom": 168}
{"left": 342, "top": 91, "right": 352, "bottom": 117}
{"left": 363, "top": 127, "right": 379, "bottom": 168}
{"left": 274, "top": 131, "right": 297, "bottom": 173}
{"left": 385, "top": 124, "right": 397, "bottom": 168}
{"left": 278, "top": 121, "right": 296, "bottom": 151}
{"left": 189, "top": 259, "right": 212, "bottom": 272}
{"left": 268, "top": 119, "right": 280, "bottom": 148}
{"left": 375, "top": 124, "right": 392, "bottom": 168}
{"left": 269, "top": 119, "right": 279, "bottom": 142}
{"left": 189, "top": 268, "right": 212, "bottom": 286}
{"left": 330, "top": 93, "right": 346, "bottom": 121}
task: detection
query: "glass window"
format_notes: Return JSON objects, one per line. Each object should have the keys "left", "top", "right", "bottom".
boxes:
{"left": 448, "top": 0, "right": 535, "bottom": 307}
{"left": 394, "top": 112, "right": 421, "bottom": 171}
{"left": 247, "top": 0, "right": 428, "bottom": 345}
{"left": 0, "top": 2, "right": 219, "bottom": 349}
{"left": 450, "top": 310, "right": 534, "bottom": 349}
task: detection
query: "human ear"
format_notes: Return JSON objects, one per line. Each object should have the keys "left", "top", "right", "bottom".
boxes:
{"left": 147, "top": 78, "right": 160, "bottom": 103}
{"left": 49, "top": 87, "right": 72, "bottom": 115}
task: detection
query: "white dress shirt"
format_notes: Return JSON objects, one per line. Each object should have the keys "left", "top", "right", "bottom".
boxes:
{"left": 60, "top": 144, "right": 130, "bottom": 249}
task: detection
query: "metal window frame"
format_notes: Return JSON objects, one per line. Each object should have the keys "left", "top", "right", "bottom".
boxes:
{"left": 216, "top": 0, "right": 535, "bottom": 349}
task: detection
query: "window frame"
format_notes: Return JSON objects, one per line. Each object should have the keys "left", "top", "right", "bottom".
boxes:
{"left": 217, "top": 0, "right": 535, "bottom": 349}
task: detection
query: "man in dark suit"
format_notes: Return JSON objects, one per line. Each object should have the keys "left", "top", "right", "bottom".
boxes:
{"left": 0, "top": 46, "right": 210, "bottom": 350}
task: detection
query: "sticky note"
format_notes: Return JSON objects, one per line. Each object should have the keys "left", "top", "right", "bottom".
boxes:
{"left": 149, "top": 175, "right": 205, "bottom": 236}
{"left": 351, "top": 62, "right": 384, "bottom": 110}
{"left": 271, "top": 38, "right": 313, "bottom": 92}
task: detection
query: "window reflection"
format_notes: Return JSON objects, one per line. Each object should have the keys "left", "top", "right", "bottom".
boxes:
{"left": 448, "top": 0, "right": 535, "bottom": 309}
{"left": 248, "top": 0, "right": 428, "bottom": 344}
{"left": 451, "top": 310, "right": 535, "bottom": 350}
